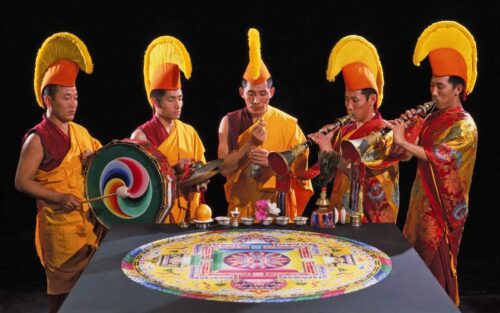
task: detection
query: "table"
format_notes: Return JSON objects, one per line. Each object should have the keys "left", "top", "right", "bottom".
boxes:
{"left": 60, "top": 223, "right": 459, "bottom": 313}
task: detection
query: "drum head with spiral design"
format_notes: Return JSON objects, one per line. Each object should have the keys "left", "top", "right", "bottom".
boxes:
{"left": 85, "top": 140, "right": 175, "bottom": 228}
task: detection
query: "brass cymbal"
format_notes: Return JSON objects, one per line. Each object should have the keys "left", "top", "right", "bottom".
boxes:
{"left": 177, "top": 159, "right": 223, "bottom": 188}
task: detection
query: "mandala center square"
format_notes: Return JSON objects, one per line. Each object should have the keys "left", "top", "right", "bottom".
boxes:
{"left": 223, "top": 251, "right": 291, "bottom": 269}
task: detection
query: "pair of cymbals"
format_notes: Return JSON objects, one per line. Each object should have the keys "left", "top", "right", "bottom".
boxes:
{"left": 176, "top": 159, "right": 223, "bottom": 188}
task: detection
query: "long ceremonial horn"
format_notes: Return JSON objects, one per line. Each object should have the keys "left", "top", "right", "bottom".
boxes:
{"left": 341, "top": 101, "right": 435, "bottom": 161}
{"left": 268, "top": 115, "right": 351, "bottom": 176}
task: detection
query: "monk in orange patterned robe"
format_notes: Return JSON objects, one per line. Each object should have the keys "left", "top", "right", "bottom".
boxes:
{"left": 309, "top": 35, "right": 417, "bottom": 223}
{"left": 387, "top": 20, "right": 479, "bottom": 305}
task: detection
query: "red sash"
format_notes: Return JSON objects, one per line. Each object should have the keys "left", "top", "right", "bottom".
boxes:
{"left": 226, "top": 108, "right": 253, "bottom": 151}
{"left": 138, "top": 115, "right": 169, "bottom": 147}
{"left": 24, "top": 115, "right": 70, "bottom": 171}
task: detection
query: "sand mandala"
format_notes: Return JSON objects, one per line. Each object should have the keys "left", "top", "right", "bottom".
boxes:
{"left": 121, "top": 229, "right": 391, "bottom": 303}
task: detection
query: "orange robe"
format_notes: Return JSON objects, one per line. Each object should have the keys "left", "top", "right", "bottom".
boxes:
{"left": 224, "top": 105, "right": 313, "bottom": 218}
{"left": 403, "top": 107, "right": 477, "bottom": 305}
{"left": 33, "top": 122, "right": 101, "bottom": 295}
{"left": 156, "top": 120, "right": 206, "bottom": 224}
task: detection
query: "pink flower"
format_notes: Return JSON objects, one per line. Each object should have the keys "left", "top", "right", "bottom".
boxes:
{"left": 254, "top": 200, "right": 281, "bottom": 221}
{"left": 255, "top": 207, "right": 268, "bottom": 222}
{"left": 255, "top": 200, "right": 269, "bottom": 221}
{"left": 256, "top": 200, "right": 269, "bottom": 211}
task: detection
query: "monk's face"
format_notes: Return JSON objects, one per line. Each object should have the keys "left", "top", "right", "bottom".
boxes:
{"left": 344, "top": 90, "right": 376, "bottom": 123}
{"left": 155, "top": 89, "right": 183, "bottom": 121}
{"left": 239, "top": 81, "right": 274, "bottom": 119}
{"left": 44, "top": 86, "right": 78, "bottom": 123}
{"left": 430, "top": 76, "right": 463, "bottom": 111}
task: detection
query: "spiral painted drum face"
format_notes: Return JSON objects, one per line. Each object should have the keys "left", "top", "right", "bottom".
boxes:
{"left": 100, "top": 157, "right": 152, "bottom": 219}
{"left": 85, "top": 141, "right": 175, "bottom": 228}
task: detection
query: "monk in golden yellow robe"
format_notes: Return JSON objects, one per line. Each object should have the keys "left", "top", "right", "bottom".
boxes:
{"left": 131, "top": 36, "right": 206, "bottom": 224}
{"left": 387, "top": 21, "right": 478, "bottom": 305}
{"left": 14, "top": 33, "right": 102, "bottom": 313}
{"left": 218, "top": 28, "right": 313, "bottom": 219}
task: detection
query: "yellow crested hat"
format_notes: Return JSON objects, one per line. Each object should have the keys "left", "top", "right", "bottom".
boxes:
{"left": 243, "top": 28, "right": 271, "bottom": 84}
{"left": 34, "top": 32, "right": 93, "bottom": 108}
{"left": 144, "top": 36, "right": 192, "bottom": 106}
{"left": 413, "top": 20, "right": 477, "bottom": 95}
{"left": 326, "top": 35, "right": 384, "bottom": 108}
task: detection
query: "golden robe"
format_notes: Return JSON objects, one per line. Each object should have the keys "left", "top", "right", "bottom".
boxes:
{"left": 224, "top": 105, "right": 313, "bottom": 218}
{"left": 156, "top": 120, "right": 206, "bottom": 224}
{"left": 33, "top": 122, "right": 101, "bottom": 295}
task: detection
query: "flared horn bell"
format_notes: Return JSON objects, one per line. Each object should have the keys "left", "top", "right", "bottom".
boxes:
{"left": 268, "top": 142, "right": 311, "bottom": 176}
{"left": 340, "top": 131, "right": 388, "bottom": 162}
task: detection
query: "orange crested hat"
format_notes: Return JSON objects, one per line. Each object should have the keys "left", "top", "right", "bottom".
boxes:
{"left": 413, "top": 20, "right": 477, "bottom": 95}
{"left": 326, "top": 35, "right": 384, "bottom": 107}
{"left": 242, "top": 28, "right": 271, "bottom": 84}
{"left": 144, "top": 36, "right": 192, "bottom": 106}
{"left": 34, "top": 32, "right": 93, "bottom": 108}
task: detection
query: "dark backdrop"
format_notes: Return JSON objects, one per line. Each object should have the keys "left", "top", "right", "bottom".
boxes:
{"left": 1, "top": 0, "right": 498, "bottom": 296}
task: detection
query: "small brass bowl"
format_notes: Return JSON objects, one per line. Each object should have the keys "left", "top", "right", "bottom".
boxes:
{"left": 240, "top": 217, "right": 254, "bottom": 226}
{"left": 260, "top": 217, "right": 273, "bottom": 226}
{"left": 294, "top": 216, "right": 308, "bottom": 226}
{"left": 215, "top": 216, "right": 230, "bottom": 226}
{"left": 275, "top": 216, "right": 290, "bottom": 225}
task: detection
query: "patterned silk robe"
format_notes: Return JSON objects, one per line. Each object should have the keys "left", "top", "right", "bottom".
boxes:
{"left": 403, "top": 106, "right": 477, "bottom": 305}
{"left": 330, "top": 113, "right": 419, "bottom": 223}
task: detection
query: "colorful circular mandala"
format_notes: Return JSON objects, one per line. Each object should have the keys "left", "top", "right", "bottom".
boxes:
{"left": 121, "top": 229, "right": 392, "bottom": 303}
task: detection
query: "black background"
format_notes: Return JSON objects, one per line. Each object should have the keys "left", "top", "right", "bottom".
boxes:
{"left": 1, "top": 0, "right": 498, "bottom": 297}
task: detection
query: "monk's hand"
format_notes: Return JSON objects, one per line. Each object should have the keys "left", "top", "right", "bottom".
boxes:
{"left": 81, "top": 150, "right": 95, "bottom": 170}
{"left": 179, "top": 158, "right": 194, "bottom": 167}
{"left": 174, "top": 158, "right": 196, "bottom": 178}
{"left": 249, "top": 148, "right": 269, "bottom": 167}
{"left": 400, "top": 109, "right": 418, "bottom": 121}
{"left": 385, "top": 119, "right": 407, "bottom": 145}
{"left": 54, "top": 193, "right": 82, "bottom": 212}
{"left": 319, "top": 123, "right": 338, "bottom": 140}
{"left": 308, "top": 128, "right": 334, "bottom": 152}
{"left": 250, "top": 122, "right": 266, "bottom": 146}
{"left": 195, "top": 180, "right": 210, "bottom": 192}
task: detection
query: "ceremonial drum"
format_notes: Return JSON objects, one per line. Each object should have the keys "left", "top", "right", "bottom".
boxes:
{"left": 84, "top": 140, "right": 176, "bottom": 228}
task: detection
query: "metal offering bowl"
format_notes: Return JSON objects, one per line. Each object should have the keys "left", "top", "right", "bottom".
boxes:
{"left": 215, "top": 216, "right": 230, "bottom": 226}
{"left": 240, "top": 217, "right": 255, "bottom": 225}
{"left": 260, "top": 217, "right": 274, "bottom": 226}
{"left": 294, "top": 216, "right": 308, "bottom": 226}
{"left": 275, "top": 216, "right": 290, "bottom": 225}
